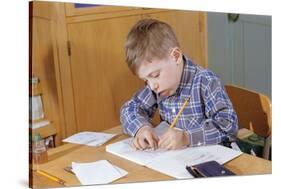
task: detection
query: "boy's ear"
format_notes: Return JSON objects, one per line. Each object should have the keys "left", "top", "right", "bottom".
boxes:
{"left": 170, "top": 47, "right": 181, "bottom": 64}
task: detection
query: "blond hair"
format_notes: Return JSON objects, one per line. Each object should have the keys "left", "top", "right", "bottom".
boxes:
{"left": 125, "top": 19, "right": 180, "bottom": 73}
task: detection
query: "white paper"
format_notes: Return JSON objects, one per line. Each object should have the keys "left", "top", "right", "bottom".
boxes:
{"left": 72, "top": 160, "right": 128, "bottom": 185}
{"left": 63, "top": 132, "right": 116, "bottom": 146}
{"left": 106, "top": 122, "right": 242, "bottom": 179}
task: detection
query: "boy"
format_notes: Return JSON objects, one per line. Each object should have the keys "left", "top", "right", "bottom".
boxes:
{"left": 120, "top": 19, "right": 238, "bottom": 151}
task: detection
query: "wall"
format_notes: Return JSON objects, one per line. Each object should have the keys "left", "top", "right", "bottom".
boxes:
{"left": 207, "top": 12, "right": 272, "bottom": 99}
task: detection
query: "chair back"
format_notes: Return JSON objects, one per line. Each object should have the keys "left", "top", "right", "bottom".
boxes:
{"left": 225, "top": 85, "right": 271, "bottom": 138}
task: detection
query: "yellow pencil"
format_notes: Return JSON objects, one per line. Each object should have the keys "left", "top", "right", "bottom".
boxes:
{"left": 37, "top": 170, "right": 65, "bottom": 185}
{"left": 169, "top": 97, "right": 190, "bottom": 128}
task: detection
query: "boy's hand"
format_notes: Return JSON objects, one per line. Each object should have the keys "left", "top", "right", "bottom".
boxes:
{"left": 133, "top": 125, "right": 159, "bottom": 150}
{"left": 158, "top": 128, "right": 189, "bottom": 150}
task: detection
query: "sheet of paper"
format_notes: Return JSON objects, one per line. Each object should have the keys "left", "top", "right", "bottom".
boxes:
{"left": 63, "top": 131, "right": 116, "bottom": 146}
{"left": 72, "top": 160, "right": 128, "bottom": 185}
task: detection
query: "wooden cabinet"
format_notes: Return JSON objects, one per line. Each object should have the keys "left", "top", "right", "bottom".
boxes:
{"left": 30, "top": 2, "right": 62, "bottom": 145}
{"left": 31, "top": 2, "right": 208, "bottom": 145}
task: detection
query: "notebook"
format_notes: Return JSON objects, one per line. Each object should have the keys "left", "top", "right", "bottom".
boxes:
{"left": 106, "top": 122, "right": 242, "bottom": 179}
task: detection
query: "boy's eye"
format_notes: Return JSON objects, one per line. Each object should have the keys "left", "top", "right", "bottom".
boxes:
{"left": 152, "top": 73, "right": 160, "bottom": 78}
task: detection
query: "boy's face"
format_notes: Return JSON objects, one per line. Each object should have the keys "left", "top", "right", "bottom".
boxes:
{"left": 136, "top": 48, "right": 183, "bottom": 97}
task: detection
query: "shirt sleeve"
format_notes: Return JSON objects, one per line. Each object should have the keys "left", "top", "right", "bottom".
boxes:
{"left": 186, "top": 77, "right": 238, "bottom": 147}
{"left": 120, "top": 85, "right": 158, "bottom": 137}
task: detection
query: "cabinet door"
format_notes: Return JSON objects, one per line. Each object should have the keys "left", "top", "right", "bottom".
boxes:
{"left": 67, "top": 15, "right": 144, "bottom": 132}
{"left": 143, "top": 11, "right": 208, "bottom": 68}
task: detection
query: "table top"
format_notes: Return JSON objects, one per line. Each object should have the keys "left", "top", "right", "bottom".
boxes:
{"left": 31, "top": 126, "right": 272, "bottom": 188}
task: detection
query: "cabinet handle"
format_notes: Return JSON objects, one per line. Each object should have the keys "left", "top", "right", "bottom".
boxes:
{"left": 228, "top": 13, "right": 239, "bottom": 23}
{"left": 67, "top": 41, "right": 71, "bottom": 56}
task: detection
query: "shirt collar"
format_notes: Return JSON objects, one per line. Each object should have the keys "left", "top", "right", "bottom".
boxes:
{"left": 174, "top": 55, "right": 197, "bottom": 96}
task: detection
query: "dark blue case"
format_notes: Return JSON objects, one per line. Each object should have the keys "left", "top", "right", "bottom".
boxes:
{"left": 186, "top": 160, "right": 235, "bottom": 177}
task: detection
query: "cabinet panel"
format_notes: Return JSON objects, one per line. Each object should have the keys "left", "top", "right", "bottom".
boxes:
{"left": 32, "top": 17, "right": 61, "bottom": 145}
{"left": 68, "top": 15, "right": 144, "bottom": 132}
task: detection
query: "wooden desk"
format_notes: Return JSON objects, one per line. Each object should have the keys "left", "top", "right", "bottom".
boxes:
{"left": 31, "top": 126, "right": 272, "bottom": 188}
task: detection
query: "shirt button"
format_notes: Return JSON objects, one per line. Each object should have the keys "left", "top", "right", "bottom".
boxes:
{"left": 172, "top": 108, "right": 176, "bottom": 113}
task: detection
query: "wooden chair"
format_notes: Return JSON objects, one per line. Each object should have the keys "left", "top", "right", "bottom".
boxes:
{"left": 224, "top": 84, "right": 272, "bottom": 160}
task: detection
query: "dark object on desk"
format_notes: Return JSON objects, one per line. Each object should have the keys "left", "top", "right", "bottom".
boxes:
{"left": 236, "top": 132, "right": 271, "bottom": 160}
{"left": 237, "top": 135, "right": 264, "bottom": 157}
{"left": 64, "top": 166, "right": 74, "bottom": 175}
{"left": 186, "top": 161, "right": 235, "bottom": 178}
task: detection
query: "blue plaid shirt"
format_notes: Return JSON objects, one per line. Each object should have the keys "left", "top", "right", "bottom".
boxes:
{"left": 120, "top": 56, "right": 238, "bottom": 147}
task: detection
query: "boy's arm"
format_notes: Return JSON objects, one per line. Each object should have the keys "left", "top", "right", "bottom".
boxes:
{"left": 120, "top": 85, "right": 158, "bottom": 137}
{"left": 187, "top": 77, "right": 238, "bottom": 147}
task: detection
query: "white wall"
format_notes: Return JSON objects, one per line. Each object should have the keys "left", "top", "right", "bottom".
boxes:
{"left": 207, "top": 12, "right": 272, "bottom": 99}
